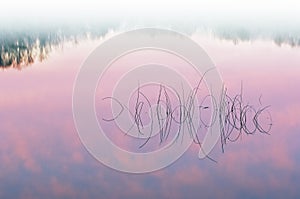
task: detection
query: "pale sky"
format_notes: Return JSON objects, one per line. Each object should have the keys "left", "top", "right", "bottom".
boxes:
{"left": 1, "top": 0, "right": 299, "bottom": 23}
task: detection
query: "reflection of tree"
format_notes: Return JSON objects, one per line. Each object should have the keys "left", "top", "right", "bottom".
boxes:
{"left": 214, "top": 27, "right": 300, "bottom": 47}
{"left": 0, "top": 24, "right": 113, "bottom": 69}
{"left": 1, "top": 32, "right": 72, "bottom": 69}
{"left": 1, "top": 39, "right": 36, "bottom": 69}
{"left": 1, "top": 24, "right": 299, "bottom": 69}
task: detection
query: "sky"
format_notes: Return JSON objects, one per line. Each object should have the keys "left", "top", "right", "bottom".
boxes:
{"left": 1, "top": 1, "right": 300, "bottom": 198}
{"left": 1, "top": 0, "right": 300, "bottom": 25}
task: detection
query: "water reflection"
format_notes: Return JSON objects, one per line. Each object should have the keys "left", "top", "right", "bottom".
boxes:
{"left": 0, "top": 22, "right": 299, "bottom": 198}
{"left": 1, "top": 37, "right": 42, "bottom": 69}
{"left": 212, "top": 27, "right": 300, "bottom": 47}
{"left": 0, "top": 24, "right": 113, "bottom": 69}
{"left": 1, "top": 24, "right": 299, "bottom": 69}
{"left": 0, "top": 31, "right": 84, "bottom": 69}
